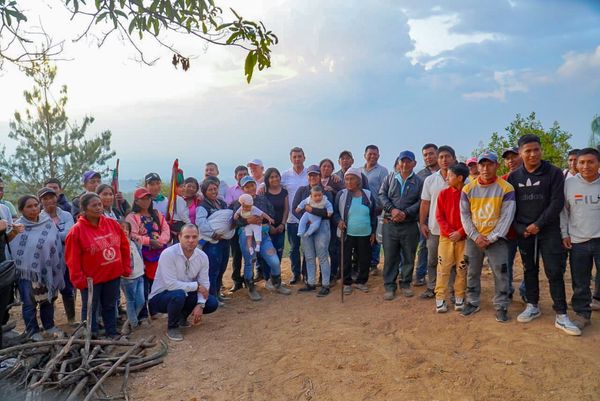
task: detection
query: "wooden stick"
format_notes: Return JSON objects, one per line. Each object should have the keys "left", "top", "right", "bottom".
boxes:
{"left": 0, "top": 339, "right": 157, "bottom": 356}
{"left": 84, "top": 277, "right": 94, "bottom": 364}
{"left": 83, "top": 339, "right": 145, "bottom": 401}
{"left": 65, "top": 377, "right": 88, "bottom": 401}
{"left": 339, "top": 226, "right": 345, "bottom": 303}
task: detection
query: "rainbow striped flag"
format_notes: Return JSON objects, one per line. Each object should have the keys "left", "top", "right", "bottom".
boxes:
{"left": 166, "top": 159, "right": 179, "bottom": 224}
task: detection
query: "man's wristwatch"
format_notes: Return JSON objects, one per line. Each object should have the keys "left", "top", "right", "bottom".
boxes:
{"left": 198, "top": 302, "right": 205, "bottom": 309}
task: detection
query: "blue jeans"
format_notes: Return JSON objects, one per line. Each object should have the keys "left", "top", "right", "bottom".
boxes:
{"left": 303, "top": 220, "right": 331, "bottom": 286}
{"left": 415, "top": 232, "right": 428, "bottom": 280}
{"left": 261, "top": 231, "right": 286, "bottom": 279}
{"left": 138, "top": 276, "right": 153, "bottom": 321}
{"left": 287, "top": 223, "right": 303, "bottom": 278}
{"left": 371, "top": 242, "right": 381, "bottom": 266}
{"left": 240, "top": 227, "right": 281, "bottom": 280}
{"left": 18, "top": 279, "right": 55, "bottom": 335}
{"left": 203, "top": 240, "right": 230, "bottom": 297}
{"left": 298, "top": 213, "right": 322, "bottom": 236}
{"left": 149, "top": 290, "right": 218, "bottom": 329}
{"left": 81, "top": 278, "right": 121, "bottom": 336}
{"left": 570, "top": 239, "right": 600, "bottom": 319}
{"left": 121, "top": 276, "right": 145, "bottom": 326}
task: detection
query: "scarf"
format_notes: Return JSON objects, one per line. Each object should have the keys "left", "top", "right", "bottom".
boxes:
{"left": 13, "top": 215, "right": 65, "bottom": 301}
{"left": 153, "top": 194, "right": 166, "bottom": 202}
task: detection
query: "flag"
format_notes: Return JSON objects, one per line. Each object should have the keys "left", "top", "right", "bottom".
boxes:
{"left": 166, "top": 159, "right": 179, "bottom": 224}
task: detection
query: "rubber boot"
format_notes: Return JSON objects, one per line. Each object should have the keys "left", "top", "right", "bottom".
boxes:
{"left": 271, "top": 275, "right": 291, "bottom": 295}
{"left": 245, "top": 279, "right": 262, "bottom": 302}
{"left": 63, "top": 296, "right": 77, "bottom": 326}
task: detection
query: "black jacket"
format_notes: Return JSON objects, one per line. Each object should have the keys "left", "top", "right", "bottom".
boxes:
{"left": 378, "top": 172, "right": 423, "bottom": 223}
{"left": 57, "top": 194, "right": 72, "bottom": 214}
{"left": 507, "top": 160, "right": 564, "bottom": 235}
{"left": 291, "top": 185, "right": 334, "bottom": 221}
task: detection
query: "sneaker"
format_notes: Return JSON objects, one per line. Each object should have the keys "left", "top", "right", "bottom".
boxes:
{"left": 265, "top": 280, "right": 275, "bottom": 291}
{"left": 30, "top": 332, "right": 44, "bottom": 342}
{"left": 591, "top": 298, "right": 600, "bottom": 311}
{"left": 317, "top": 287, "right": 330, "bottom": 297}
{"left": 436, "top": 300, "right": 448, "bottom": 313}
{"left": 454, "top": 298, "right": 465, "bottom": 311}
{"left": 572, "top": 314, "right": 591, "bottom": 331}
{"left": 167, "top": 327, "right": 184, "bottom": 341}
{"left": 383, "top": 290, "right": 395, "bottom": 301}
{"left": 554, "top": 314, "right": 582, "bottom": 336}
{"left": 45, "top": 327, "right": 65, "bottom": 338}
{"left": 355, "top": 283, "right": 369, "bottom": 293}
{"left": 401, "top": 288, "right": 414, "bottom": 297}
{"left": 414, "top": 278, "right": 426, "bottom": 287}
{"left": 343, "top": 285, "right": 353, "bottom": 295}
{"left": 460, "top": 303, "right": 480, "bottom": 317}
{"left": 420, "top": 288, "right": 435, "bottom": 299}
{"left": 496, "top": 308, "right": 509, "bottom": 323}
{"left": 289, "top": 275, "right": 301, "bottom": 285}
{"left": 517, "top": 303, "right": 541, "bottom": 323}
{"left": 298, "top": 284, "right": 316, "bottom": 292}
{"left": 178, "top": 318, "right": 191, "bottom": 328}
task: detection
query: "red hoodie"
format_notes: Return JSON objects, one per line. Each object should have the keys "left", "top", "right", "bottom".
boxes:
{"left": 436, "top": 186, "right": 466, "bottom": 238}
{"left": 65, "top": 215, "right": 132, "bottom": 289}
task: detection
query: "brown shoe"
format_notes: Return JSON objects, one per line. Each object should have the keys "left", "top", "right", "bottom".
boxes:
{"left": 572, "top": 314, "right": 591, "bottom": 331}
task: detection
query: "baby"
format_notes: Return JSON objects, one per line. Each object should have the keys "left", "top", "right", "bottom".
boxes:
{"left": 235, "top": 194, "right": 274, "bottom": 255}
{"left": 296, "top": 186, "right": 333, "bottom": 237}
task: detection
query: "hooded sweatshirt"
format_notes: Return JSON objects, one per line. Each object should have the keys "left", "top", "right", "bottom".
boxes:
{"left": 65, "top": 215, "right": 132, "bottom": 289}
{"left": 560, "top": 174, "right": 600, "bottom": 243}
{"left": 507, "top": 160, "right": 564, "bottom": 235}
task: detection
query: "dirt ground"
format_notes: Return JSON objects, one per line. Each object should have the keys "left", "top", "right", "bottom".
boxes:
{"left": 124, "top": 256, "right": 599, "bottom": 401}
{"left": 7, "top": 256, "right": 600, "bottom": 401}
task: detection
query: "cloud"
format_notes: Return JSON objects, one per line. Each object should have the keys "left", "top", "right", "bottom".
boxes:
{"left": 405, "top": 13, "right": 501, "bottom": 70}
{"left": 557, "top": 45, "right": 600, "bottom": 83}
{"left": 463, "top": 70, "right": 528, "bottom": 101}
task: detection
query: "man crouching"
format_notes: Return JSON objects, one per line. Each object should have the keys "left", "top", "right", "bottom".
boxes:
{"left": 149, "top": 224, "right": 218, "bottom": 341}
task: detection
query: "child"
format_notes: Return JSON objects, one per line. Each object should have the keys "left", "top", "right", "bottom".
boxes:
{"left": 295, "top": 186, "right": 333, "bottom": 237}
{"left": 434, "top": 163, "right": 469, "bottom": 313}
{"left": 119, "top": 220, "right": 146, "bottom": 334}
{"left": 234, "top": 194, "right": 274, "bottom": 255}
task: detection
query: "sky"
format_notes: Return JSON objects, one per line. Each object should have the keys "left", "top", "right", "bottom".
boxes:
{"left": 1, "top": 0, "right": 600, "bottom": 185}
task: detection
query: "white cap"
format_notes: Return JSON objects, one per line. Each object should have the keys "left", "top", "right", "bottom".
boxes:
{"left": 247, "top": 159, "right": 264, "bottom": 167}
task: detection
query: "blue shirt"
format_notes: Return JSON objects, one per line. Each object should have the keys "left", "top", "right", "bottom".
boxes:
{"left": 347, "top": 196, "right": 372, "bottom": 236}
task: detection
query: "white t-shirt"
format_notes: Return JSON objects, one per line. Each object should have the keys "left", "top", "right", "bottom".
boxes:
{"left": 281, "top": 167, "right": 308, "bottom": 224}
{"left": 421, "top": 170, "right": 448, "bottom": 236}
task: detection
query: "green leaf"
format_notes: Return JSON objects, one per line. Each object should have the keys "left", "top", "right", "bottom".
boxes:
{"left": 216, "top": 22, "right": 232, "bottom": 31}
{"left": 244, "top": 51, "right": 257, "bottom": 83}
{"left": 202, "top": 21, "right": 207, "bottom": 34}
{"left": 225, "top": 31, "right": 240, "bottom": 45}
{"left": 128, "top": 18, "right": 136, "bottom": 34}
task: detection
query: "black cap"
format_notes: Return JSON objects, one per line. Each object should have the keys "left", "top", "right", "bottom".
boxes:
{"left": 37, "top": 187, "right": 57, "bottom": 199}
{"left": 144, "top": 172, "right": 161, "bottom": 184}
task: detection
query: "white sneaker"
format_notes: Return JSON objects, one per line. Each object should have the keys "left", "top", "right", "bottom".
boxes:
{"left": 517, "top": 303, "right": 541, "bottom": 323}
{"left": 555, "top": 314, "right": 582, "bottom": 336}
{"left": 355, "top": 283, "right": 369, "bottom": 293}
{"left": 30, "top": 332, "right": 45, "bottom": 342}
{"left": 454, "top": 297, "right": 464, "bottom": 311}
{"left": 265, "top": 279, "right": 275, "bottom": 291}
{"left": 436, "top": 300, "right": 447, "bottom": 313}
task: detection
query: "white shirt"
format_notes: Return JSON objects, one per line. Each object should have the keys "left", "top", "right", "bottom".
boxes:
{"left": 281, "top": 167, "right": 308, "bottom": 224}
{"left": 421, "top": 170, "right": 448, "bottom": 236}
{"left": 153, "top": 196, "right": 190, "bottom": 223}
{"left": 148, "top": 243, "right": 210, "bottom": 304}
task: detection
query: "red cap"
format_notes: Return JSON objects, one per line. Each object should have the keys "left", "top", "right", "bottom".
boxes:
{"left": 134, "top": 187, "right": 152, "bottom": 200}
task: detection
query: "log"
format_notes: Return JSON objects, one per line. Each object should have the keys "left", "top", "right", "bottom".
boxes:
{"left": 65, "top": 376, "right": 88, "bottom": 401}
{"left": 0, "top": 339, "right": 157, "bottom": 356}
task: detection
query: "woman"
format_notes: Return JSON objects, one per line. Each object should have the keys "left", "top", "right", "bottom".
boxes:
{"left": 126, "top": 187, "right": 170, "bottom": 321}
{"left": 333, "top": 168, "right": 377, "bottom": 296}
{"left": 65, "top": 193, "right": 131, "bottom": 338}
{"left": 39, "top": 187, "right": 76, "bottom": 326}
{"left": 196, "top": 179, "right": 231, "bottom": 303}
{"left": 320, "top": 158, "right": 344, "bottom": 196}
{"left": 96, "top": 184, "right": 125, "bottom": 220}
{"left": 183, "top": 177, "right": 203, "bottom": 224}
{"left": 292, "top": 165, "right": 334, "bottom": 296}
{"left": 264, "top": 168, "right": 288, "bottom": 265}
{"left": 231, "top": 176, "right": 291, "bottom": 301}
{"left": 13, "top": 195, "right": 65, "bottom": 341}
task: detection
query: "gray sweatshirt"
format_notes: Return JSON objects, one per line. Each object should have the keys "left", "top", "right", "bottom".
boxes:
{"left": 560, "top": 174, "right": 600, "bottom": 243}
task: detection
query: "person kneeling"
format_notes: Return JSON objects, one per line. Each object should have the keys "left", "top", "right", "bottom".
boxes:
{"left": 148, "top": 224, "right": 218, "bottom": 341}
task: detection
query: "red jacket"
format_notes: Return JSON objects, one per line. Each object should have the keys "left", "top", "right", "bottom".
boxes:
{"left": 436, "top": 186, "right": 465, "bottom": 239}
{"left": 65, "top": 215, "right": 132, "bottom": 289}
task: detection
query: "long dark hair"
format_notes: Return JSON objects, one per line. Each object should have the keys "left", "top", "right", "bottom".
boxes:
{"left": 132, "top": 197, "right": 161, "bottom": 228}
{"left": 264, "top": 167, "right": 281, "bottom": 191}
{"left": 17, "top": 195, "right": 38, "bottom": 211}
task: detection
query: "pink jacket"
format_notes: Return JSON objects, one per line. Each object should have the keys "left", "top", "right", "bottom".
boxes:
{"left": 125, "top": 211, "right": 170, "bottom": 246}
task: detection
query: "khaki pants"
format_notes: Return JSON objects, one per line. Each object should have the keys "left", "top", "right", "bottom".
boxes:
{"left": 435, "top": 236, "right": 467, "bottom": 301}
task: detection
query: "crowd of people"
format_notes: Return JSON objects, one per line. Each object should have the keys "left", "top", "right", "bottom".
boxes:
{"left": 0, "top": 134, "right": 599, "bottom": 343}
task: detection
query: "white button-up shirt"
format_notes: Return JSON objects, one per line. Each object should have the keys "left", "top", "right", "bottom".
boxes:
{"left": 281, "top": 167, "right": 308, "bottom": 224}
{"left": 148, "top": 243, "right": 210, "bottom": 304}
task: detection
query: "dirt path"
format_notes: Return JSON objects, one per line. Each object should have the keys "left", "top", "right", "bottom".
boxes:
{"left": 128, "top": 259, "right": 600, "bottom": 401}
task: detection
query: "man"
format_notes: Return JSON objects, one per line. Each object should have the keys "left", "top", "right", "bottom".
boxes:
{"left": 508, "top": 134, "right": 580, "bottom": 336}
{"left": 145, "top": 172, "right": 168, "bottom": 215}
{"left": 564, "top": 149, "right": 580, "bottom": 180}
{"left": 561, "top": 148, "right": 600, "bottom": 332}
{"left": 281, "top": 147, "right": 308, "bottom": 284}
{"left": 361, "top": 145, "right": 389, "bottom": 274}
{"left": 460, "top": 151, "right": 515, "bottom": 322}
{"left": 71, "top": 170, "right": 102, "bottom": 218}
{"left": 466, "top": 157, "right": 479, "bottom": 182}
{"left": 247, "top": 159, "right": 265, "bottom": 185}
{"left": 419, "top": 145, "right": 456, "bottom": 299}
{"left": 415, "top": 144, "right": 440, "bottom": 286}
{"left": 335, "top": 150, "right": 369, "bottom": 188}
{"left": 44, "top": 178, "right": 72, "bottom": 213}
{"left": 501, "top": 147, "right": 523, "bottom": 300}
{"left": 148, "top": 224, "right": 219, "bottom": 341}
{"left": 0, "top": 178, "right": 17, "bottom": 219}
{"left": 380, "top": 151, "right": 423, "bottom": 300}
{"left": 224, "top": 166, "right": 249, "bottom": 291}
{"left": 204, "top": 162, "right": 229, "bottom": 200}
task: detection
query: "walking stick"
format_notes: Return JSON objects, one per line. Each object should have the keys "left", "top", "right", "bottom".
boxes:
{"left": 340, "top": 225, "right": 345, "bottom": 303}
{"left": 533, "top": 235, "right": 539, "bottom": 271}
{"left": 84, "top": 277, "right": 94, "bottom": 361}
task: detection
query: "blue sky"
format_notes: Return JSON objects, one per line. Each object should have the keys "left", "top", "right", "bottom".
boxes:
{"left": 1, "top": 0, "right": 599, "bottom": 185}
